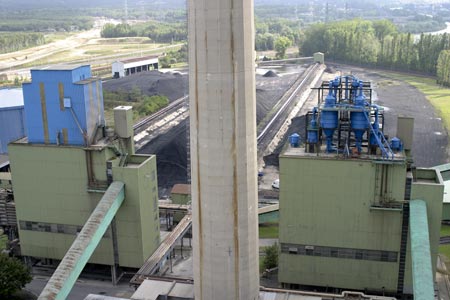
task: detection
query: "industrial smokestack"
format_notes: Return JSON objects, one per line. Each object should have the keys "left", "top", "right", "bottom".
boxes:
{"left": 188, "top": 0, "right": 259, "bottom": 299}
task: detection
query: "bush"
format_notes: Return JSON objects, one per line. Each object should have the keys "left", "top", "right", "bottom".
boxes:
{"left": 0, "top": 254, "right": 32, "bottom": 298}
{"left": 262, "top": 243, "right": 278, "bottom": 270}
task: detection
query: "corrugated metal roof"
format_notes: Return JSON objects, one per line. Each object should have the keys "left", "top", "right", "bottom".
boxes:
{"left": 0, "top": 154, "right": 9, "bottom": 169}
{"left": 119, "top": 55, "right": 159, "bottom": 64}
{"left": 0, "top": 88, "right": 24, "bottom": 108}
{"left": 171, "top": 184, "right": 191, "bottom": 195}
{"left": 33, "top": 64, "right": 89, "bottom": 71}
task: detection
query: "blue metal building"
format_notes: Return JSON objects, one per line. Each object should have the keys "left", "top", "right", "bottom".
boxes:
{"left": 0, "top": 88, "right": 26, "bottom": 154}
{"left": 22, "top": 65, "right": 105, "bottom": 146}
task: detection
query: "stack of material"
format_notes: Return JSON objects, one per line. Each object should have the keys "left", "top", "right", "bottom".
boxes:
{"left": 0, "top": 189, "right": 16, "bottom": 226}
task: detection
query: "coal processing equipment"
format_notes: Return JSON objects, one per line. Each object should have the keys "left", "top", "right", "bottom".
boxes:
{"left": 305, "top": 75, "right": 398, "bottom": 158}
{"left": 278, "top": 75, "right": 444, "bottom": 298}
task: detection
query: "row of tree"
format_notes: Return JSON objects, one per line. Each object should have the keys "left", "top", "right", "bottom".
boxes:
{"left": 100, "top": 21, "right": 186, "bottom": 44}
{"left": 255, "top": 19, "right": 302, "bottom": 54}
{"left": 0, "top": 32, "right": 45, "bottom": 54}
{"left": 301, "top": 19, "right": 450, "bottom": 76}
{"left": 0, "top": 9, "right": 93, "bottom": 32}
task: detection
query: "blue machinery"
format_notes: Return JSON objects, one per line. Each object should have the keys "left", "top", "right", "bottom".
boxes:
{"left": 306, "top": 75, "right": 401, "bottom": 159}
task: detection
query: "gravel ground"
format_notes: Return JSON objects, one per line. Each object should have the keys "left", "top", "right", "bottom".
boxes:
{"left": 337, "top": 65, "right": 448, "bottom": 167}
{"left": 264, "top": 65, "right": 449, "bottom": 168}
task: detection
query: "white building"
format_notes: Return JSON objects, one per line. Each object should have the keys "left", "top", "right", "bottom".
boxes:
{"left": 0, "top": 88, "right": 26, "bottom": 154}
{"left": 112, "top": 55, "right": 159, "bottom": 78}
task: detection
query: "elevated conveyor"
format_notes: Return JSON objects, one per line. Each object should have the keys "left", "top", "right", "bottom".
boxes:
{"left": 38, "top": 181, "right": 125, "bottom": 300}
{"left": 131, "top": 214, "right": 192, "bottom": 285}
{"left": 409, "top": 199, "right": 434, "bottom": 300}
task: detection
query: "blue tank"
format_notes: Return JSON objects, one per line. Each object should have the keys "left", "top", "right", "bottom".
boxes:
{"left": 289, "top": 133, "right": 300, "bottom": 147}
{"left": 390, "top": 137, "right": 402, "bottom": 152}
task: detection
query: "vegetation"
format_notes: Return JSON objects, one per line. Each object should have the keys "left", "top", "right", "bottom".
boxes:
{"left": 159, "top": 44, "right": 188, "bottom": 68}
{"left": 0, "top": 9, "right": 93, "bottom": 32}
{"left": 259, "top": 223, "right": 279, "bottom": 239}
{"left": 255, "top": 19, "right": 301, "bottom": 52}
{"left": 101, "top": 21, "right": 186, "bottom": 44}
{"left": 437, "top": 50, "right": 450, "bottom": 87}
{"left": 0, "top": 254, "right": 32, "bottom": 298}
{"left": 0, "top": 32, "right": 45, "bottom": 54}
{"left": 262, "top": 243, "right": 279, "bottom": 270}
{"left": 0, "top": 231, "right": 7, "bottom": 251}
{"left": 301, "top": 19, "right": 450, "bottom": 76}
{"left": 103, "top": 88, "right": 169, "bottom": 123}
{"left": 441, "top": 225, "right": 450, "bottom": 237}
{"left": 379, "top": 72, "right": 450, "bottom": 131}
{"left": 101, "top": 24, "right": 137, "bottom": 38}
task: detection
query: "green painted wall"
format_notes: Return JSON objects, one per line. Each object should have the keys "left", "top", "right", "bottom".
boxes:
{"left": 9, "top": 142, "right": 159, "bottom": 268}
{"left": 443, "top": 203, "right": 450, "bottom": 220}
{"left": 113, "top": 155, "right": 160, "bottom": 268}
{"left": 278, "top": 155, "right": 407, "bottom": 292}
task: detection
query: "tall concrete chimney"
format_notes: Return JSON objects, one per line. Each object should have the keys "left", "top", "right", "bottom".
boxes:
{"left": 188, "top": 0, "right": 259, "bottom": 299}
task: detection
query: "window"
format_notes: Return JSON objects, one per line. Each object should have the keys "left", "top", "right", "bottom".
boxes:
{"left": 280, "top": 243, "right": 397, "bottom": 263}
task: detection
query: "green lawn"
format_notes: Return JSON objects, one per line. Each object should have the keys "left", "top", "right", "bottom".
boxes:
{"left": 259, "top": 223, "right": 279, "bottom": 239}
{"left": 441, "top": 224, "right": 450, "bottom": 237}
{"left": 379, "top": 72, "right": 450, "bottom": 130}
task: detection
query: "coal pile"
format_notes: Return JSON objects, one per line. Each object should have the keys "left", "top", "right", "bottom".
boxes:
{"left": 263, "top": 70, "right": 278, "bottom": 77}
{"left": 103, "top": 70, "right": 188, "bottom": 102}
{"left": 106, "top": 69, "right": 302, "bottom": 194}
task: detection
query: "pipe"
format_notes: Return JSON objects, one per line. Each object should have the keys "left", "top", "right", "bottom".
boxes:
{"left": 409, "top": 199, "right": 434, "bottom": 300}
{"left": 69, "top": 107, "right": 88, "bottom": 146}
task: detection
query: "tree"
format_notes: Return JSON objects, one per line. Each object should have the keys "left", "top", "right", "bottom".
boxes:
{"left": 274, "top": 36, "right": 291, "bottom": 59}
{"left": 437, "top": 50, "right": 450, "bottom": 86}
{"left": 0, "top": 254, "right": 32, "bottom": 298}
{"left": 262, "top": 243, "right": 278, "bottom": 270}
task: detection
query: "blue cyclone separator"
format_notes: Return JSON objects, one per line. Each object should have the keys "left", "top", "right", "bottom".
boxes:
{"left": 320, "top": 82, "right": 338, "bottom": 152}
{"left": 350, "top": 84, "right": 368, "bottom": 153}
{"left": 409, "top": 199, "right": 434, "bottom": 300}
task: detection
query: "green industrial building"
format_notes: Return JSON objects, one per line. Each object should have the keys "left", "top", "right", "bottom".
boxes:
{"left": 8, "top": 66, "right": 160, "bottom": 273}
{"left": 278, "top": 75, "right": 443, "bottom": 297}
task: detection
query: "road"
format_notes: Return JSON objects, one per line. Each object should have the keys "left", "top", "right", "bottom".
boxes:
{"left": 0, "top": 28, "right": 101, "bottom": 71}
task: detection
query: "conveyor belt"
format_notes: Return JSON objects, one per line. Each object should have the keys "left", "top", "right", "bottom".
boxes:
{"left": 131, "top": 214, "right": 192, "bottom": 285}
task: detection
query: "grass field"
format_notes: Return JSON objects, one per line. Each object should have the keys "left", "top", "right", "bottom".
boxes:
{"left": 259, "top": 223, "right": 279, "bottom": 239}
{"left": 380, "top": 72, "right": 450, "bottom": 130}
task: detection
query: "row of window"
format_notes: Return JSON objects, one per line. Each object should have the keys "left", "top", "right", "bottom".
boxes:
{"left": 281, "top": 243, "right": 398, "bottom": 263}
{"left": 19, "top": 220, "right": 111, "bottom": 238}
